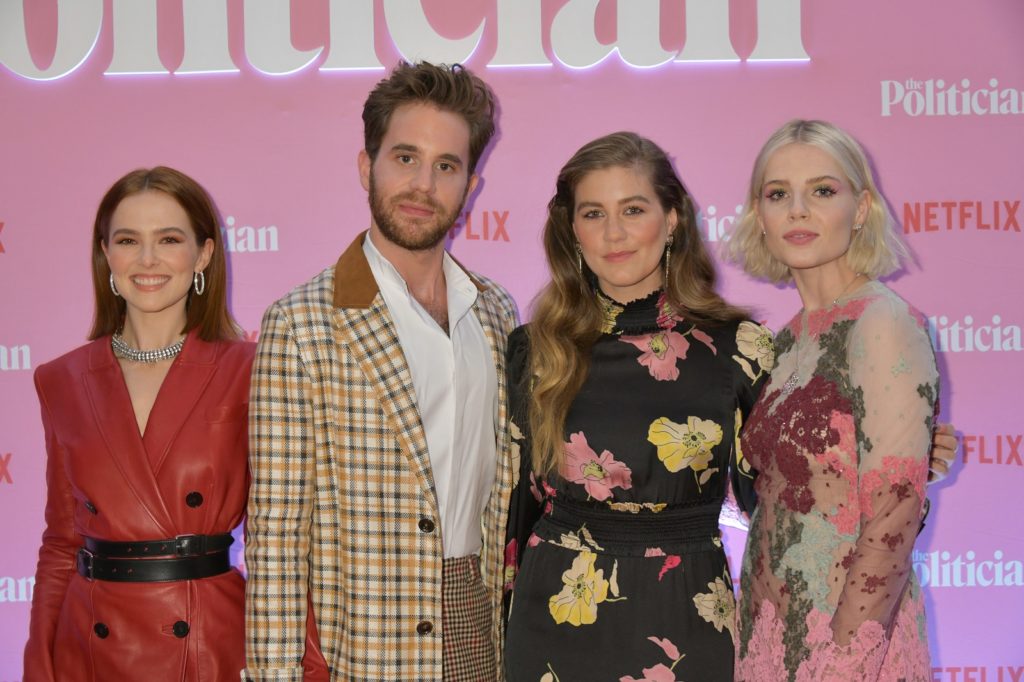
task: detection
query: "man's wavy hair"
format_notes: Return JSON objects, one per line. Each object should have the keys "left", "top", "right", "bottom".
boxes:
{"left": 362, "top": 61, "right": 497, "bottom": 174}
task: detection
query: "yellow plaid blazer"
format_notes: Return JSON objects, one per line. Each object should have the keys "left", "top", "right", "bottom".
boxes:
{"left": 244, "top": 233, "right": 519, "bottom": 680}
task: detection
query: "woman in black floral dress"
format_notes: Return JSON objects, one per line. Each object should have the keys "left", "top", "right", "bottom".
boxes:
{"left": 502, "top": 132, "right": 773, "bottom": 682}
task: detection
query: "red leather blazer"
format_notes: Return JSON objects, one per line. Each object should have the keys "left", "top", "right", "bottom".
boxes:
{"left": 23, "top": 331, "right": 255, "bottom": 682}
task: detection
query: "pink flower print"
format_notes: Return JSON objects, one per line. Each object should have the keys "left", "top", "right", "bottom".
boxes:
{"left": 622, "top": 330, "right": 690, "bottom": 381}
{"left": 562, "top": 432, "right": 633, "bottom": 501}
{"left": 655, "top": 292, "right": 683, "bottom": 329}
{"left": 503, "top": 539, "right": 517, "bottom": 591}
{"left": 620, "top": 663, "right": 679, "bottom": 682}
{"left": 657, "top": 555, "right": 682, "bottom": 581}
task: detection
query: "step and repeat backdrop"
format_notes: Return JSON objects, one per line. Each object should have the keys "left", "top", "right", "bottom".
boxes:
{"left": 1, "top": 1, "right": 1022, "bottom": 678}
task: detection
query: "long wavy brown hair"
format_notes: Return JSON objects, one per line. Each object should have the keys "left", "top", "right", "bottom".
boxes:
{"left": 528, "top": 132, "right": 746, "bottom": 476}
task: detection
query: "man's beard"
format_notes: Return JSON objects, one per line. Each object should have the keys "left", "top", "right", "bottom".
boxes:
{"left": 368, "top": 173, "right": 465, "bottom": 251}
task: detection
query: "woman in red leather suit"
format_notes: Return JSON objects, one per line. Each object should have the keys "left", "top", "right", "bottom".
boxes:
{"left": 23, "top": 167, "right": 253, "bottom": 681}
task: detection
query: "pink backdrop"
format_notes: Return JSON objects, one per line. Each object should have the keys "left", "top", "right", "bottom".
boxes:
{"left": 2, "top": 1, "right": 1022, "bottom": 679}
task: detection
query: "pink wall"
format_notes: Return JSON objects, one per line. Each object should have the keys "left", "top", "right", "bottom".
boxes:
{"left": 2, "top": 1, "right": 1022, "bottom": 678}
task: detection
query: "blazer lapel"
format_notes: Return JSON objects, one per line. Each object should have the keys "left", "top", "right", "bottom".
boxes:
{"left": 472, "top": 294, "right": 509, "bottom": 440}
{"left": 142, "top": 330, "right": 218, "bottom": 474}
{"left": 82, "top": 339, "right": 175, "bottom": 536}
{"left": 331, "top": 234, "right": 440, "bottom": 513}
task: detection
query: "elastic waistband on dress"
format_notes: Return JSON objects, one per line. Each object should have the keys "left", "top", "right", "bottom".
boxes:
{"left": 546, "top": 499, "right": 720, "bottom": 545}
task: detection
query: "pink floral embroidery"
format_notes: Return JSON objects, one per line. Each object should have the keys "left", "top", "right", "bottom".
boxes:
{"left": 528, "top": 533, "right": 542, "bottom": 548}
{"left": 644, "top": 547, "right": 666, "bottom": 557}
{"left": 859, "top": 456, "right": 927, "bottom": 522}
{"left": 812, "top": 412, "right": 860, "bottom": 534}
{"left": 621, "top": 330, "right": 691, "bottom": 381}
{"left": 562, "top": 432, "right": 633, "bottom": 501}
{"left": 807, "top": 298, "right": 870, "bottom": 338}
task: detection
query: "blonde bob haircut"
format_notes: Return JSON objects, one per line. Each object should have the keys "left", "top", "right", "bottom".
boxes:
{"left": 727, "top": 119, "right": 907, "bottom": 283}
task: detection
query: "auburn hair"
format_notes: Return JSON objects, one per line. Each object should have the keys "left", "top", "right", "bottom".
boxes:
{"left": 89, "top": 166, "right": 240, "bottom": 341}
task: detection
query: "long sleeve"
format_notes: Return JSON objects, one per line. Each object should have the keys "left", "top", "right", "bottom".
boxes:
{"left": 244, "top": 302, "right": 317, "bottom": 681}
{"left": 23, "top": 370, "right": 82, "bottom": 682}
{"left": 729, "top": 321, "right": 774, "bottom": 517}
{"left": 501, "top": 326, "right": 545, "bottom": 618}
{"left": 830, "top": 300, "right": 937, "bottom": 649}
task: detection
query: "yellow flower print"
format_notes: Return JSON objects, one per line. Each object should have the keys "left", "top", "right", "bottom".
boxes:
{"left": 548, "top": 551, "right": 609, "bottom": 626}
{"left": 647, "top": 416, "right": 723, "bottom": 475}
{"left": 692, "top": 577, "right": 736, "bottom": 638}
{"left": 732, "top": 321, "right": 775, "bottom": 382}
{"left": 510, "top": 420, "right": 524, "bottom": 487}
{"left": 599, "top": 296, "right": 625, "bottom": 334}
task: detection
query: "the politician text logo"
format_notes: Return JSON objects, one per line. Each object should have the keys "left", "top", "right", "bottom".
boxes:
{"left": 0, "top": 575, "right": 34, "bottom": 603}
{"left": 903, "top": 200, "right": 1020, "bottom": 234}
{"left": 913, "top": 549, "right": 1023, "bottom": 588}
{"left": 927, "top": 315, "right": 1022, "bottom": 353}
{"left": 222, "top": 216, "right": 278, "bottom": 253}
{"left": 0, "top": 344, "right": 31, "bottom": 371}
{"left": 882, "top": 78, "right": 1024, "bottom": 117}
{"left": 700, "top": 204, "right": 744, "bottom": 242}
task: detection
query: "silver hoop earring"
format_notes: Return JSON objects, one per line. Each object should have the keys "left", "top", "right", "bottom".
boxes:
{"left": 663, "top": 234, "right": 674, "bottom": 283}
{"left": 109, "top": 273, "right": 120, "bottom": 297}
{"left": 193, "top": 271, "right": 206, "bottom": 296}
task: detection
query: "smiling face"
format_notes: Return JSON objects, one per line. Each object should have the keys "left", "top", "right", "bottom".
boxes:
{"left": 102, "top": 190, "right": 213, "bottom": 326}
{"left": 359, "top": 102, "right": 477, "bottom": 252}
{"left": 757, "top": 143, "right": 869, "bottom": 279}
{"left": 572, "top": 164, "right": 677, "bottom": 304}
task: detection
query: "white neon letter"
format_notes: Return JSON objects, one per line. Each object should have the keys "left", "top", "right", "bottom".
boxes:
{"left": 244, "top": 0, "right": 322, "bottom": 76}
{"left": 748, "top": 0, "right": 809, "bottom": 61}
{"left": 382, "top": 0, "right": 484, "bottom": 65}
{"left": 0, "top": 0, "right": 102, "bottom": 81}
{"left": 490, "top": 0, "right": 550, "bottom": 67}
{"left": 177, "top": 0, "right": 236, "bottom": 74}
{"left": 321, "top": 0, "right": 382, "bottom": 71}
{"left": 675, "top": 0, "right": 739, "bottom": 62}
{"left": 551, "top": 0, "right": 673, "bottom": 70}
{"left": 107, "top": 0, "right": 166, "bottom": 75}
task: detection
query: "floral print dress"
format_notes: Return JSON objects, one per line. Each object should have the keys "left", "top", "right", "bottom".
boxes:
{"left": 735, "top": 282, "right": 938, "bottom": 682}
{"left": 503, "top": 291, "right": 771, "bottom": 682}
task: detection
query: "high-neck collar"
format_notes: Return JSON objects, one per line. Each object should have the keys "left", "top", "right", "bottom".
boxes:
{"left": 597, "top": 288, "right": 678, "bottom": 335}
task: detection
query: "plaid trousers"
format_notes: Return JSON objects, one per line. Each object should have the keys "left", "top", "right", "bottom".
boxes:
{"left": 443, "top": 555, "right": 497, "bottom": 681}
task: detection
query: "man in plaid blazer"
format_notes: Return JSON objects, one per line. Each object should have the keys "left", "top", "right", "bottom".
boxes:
{"left": 244, "top": 63, "right": 519, "bottom": 680}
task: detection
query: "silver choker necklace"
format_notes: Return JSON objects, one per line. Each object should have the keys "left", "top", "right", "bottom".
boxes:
{"left": 111, "top": 333, "right": 184, "bottom": 363}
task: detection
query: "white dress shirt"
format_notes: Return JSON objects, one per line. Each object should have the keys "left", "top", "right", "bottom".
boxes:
{"left": 363, "top": 233, "right": 498, "bottom": 558}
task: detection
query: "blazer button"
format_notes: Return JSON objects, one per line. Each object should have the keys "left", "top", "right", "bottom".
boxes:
{"left": 94, "top": 623, "right": 109, "bottom": 639}
{"left": 417, "top": 518, "right": 435, "bottom": 533}
{"left": 185, "top": 492, "right": 204, "bottom": 508}
{"left": 416, "top": 620, "right": 433, "bottom": 635}
{"left": 84, "top": 500, "right": 98, "bottom": 515}
{"left": 172, "top": 621, "right": 190, "bottom": 638}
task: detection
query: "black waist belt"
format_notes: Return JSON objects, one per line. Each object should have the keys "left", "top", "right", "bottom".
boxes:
{"left": 77, "top": 534, "right": 234, "bottom": 582}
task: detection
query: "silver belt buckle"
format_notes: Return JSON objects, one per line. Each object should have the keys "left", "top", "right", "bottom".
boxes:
{"left": 77, "top": 547, "right": 95, "bottom": 579}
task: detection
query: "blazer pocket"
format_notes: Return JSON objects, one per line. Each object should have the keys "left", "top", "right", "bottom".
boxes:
{"left": 205, "top": 402, "right": 248, "bottom": 423}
